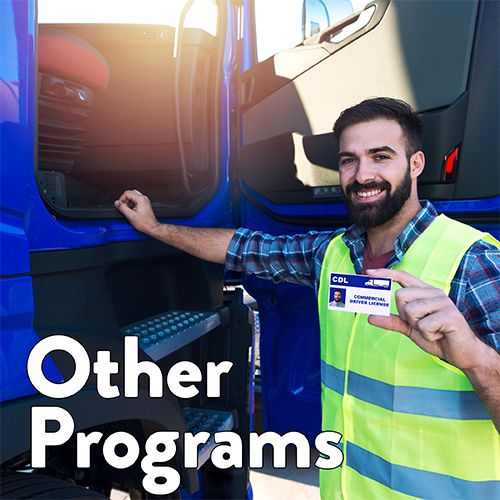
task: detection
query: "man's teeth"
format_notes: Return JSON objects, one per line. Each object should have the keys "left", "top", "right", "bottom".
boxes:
{"left": 357, "top": 189, "right": 382, "bottom": 198}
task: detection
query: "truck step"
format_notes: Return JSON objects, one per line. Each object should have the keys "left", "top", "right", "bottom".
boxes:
{"left": 121, "top": 311, "right": 221, "bottom": 361}
{"left": 182, "top": 407, "right": 235, "bottom": 468}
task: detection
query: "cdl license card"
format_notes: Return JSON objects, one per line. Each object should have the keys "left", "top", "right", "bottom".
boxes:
{"left": 327, "top": 273, "right": 392, "bottom": 316}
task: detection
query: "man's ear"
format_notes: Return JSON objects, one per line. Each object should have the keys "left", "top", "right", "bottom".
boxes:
{"left": 410, "top": 151, "right": 425, "bottom": 179}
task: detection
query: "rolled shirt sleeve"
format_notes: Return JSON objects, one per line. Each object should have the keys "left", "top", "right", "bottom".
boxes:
{"left": 225, "top": 228, "right": 341, "bottom": 293}
{"left": 451, "top": 240, "right": 500, "bottom": 351}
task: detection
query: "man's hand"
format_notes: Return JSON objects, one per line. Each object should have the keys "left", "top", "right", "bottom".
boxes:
{"left": 115, "top": 190, "right": 161, "bottom": 237}
{"left": 366, "top": 268, "right": 500, "bottom": 433}
{"left": 366, "top": 268, "right": 483, "bottom": 370}
{"left": 114, "top": 190, "right": 235, "bottom": 264}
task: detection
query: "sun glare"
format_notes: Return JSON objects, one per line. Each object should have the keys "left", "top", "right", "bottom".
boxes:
{"left": 38, "top": 0, "right": 218, "bottom": 35}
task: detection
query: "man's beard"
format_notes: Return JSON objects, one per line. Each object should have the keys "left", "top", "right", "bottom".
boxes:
{"left": 341, "top": 167, "right": 412, "bottom": 229}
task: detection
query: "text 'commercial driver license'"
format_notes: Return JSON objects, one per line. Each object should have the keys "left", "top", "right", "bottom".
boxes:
{"left": 327, "top": 272, "right": 392, "bottom": 316}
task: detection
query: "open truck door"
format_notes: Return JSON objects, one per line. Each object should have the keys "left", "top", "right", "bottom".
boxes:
{"left": 1, "top": 1, "right": 255, "bottom": 498}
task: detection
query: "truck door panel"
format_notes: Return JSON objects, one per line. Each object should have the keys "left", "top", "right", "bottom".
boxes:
{"left": 240, "top": 0, "right": 480, "bottom": 211}
{"left": 454, "top": 0, "right": 499, "bottom": 200}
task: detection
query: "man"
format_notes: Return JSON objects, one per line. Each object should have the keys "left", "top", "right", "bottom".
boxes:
{"left": 115, "top": 98, "right": 500, "bottom": 499}
{"left": 329, "top": 289, "right": 345, "bottom": 308}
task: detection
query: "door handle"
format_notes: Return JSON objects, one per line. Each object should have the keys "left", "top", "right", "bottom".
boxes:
{"left": 303, "top": 10, "right": 362, "bottom": 46}
{"left": 303, "top": 0, "right": 390, "bottom": 48}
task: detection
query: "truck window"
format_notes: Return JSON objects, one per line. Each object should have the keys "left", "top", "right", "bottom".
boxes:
{"left": 254, "top": 0, "right": 371, "bottom": 62}
{"left": 38, "top": 0, "right": 217, "bottom": 35}
{"left": 36, "top": 0, "right": 221, "bottom": 219}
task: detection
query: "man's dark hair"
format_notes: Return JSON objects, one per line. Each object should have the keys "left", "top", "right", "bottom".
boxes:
{"left": 333, "top": 97, "right": 423, "bottom": 160}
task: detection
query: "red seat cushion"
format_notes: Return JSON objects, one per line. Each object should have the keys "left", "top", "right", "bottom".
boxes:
{"left": 39, "top": 27, "right": 109, "bottom": 92}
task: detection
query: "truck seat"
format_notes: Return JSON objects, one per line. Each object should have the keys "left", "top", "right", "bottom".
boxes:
{"left": 38, "top": 26, "right": 109, "bottom": 174}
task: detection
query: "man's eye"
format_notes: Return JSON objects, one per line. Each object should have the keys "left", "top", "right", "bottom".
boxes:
{"left": 375, "top": 154, "right": 389, "bottom": 161}
{"left": 340, "top": 158, "right": 355, "bottom": 166}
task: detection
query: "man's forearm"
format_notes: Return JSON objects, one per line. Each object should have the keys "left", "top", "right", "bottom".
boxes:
{"left": 463, "top": 342, "right": 500, "bottom": 434}
{"left": 115, "top": 190, "right": 236, "bottom": 264}
{"left": 148, "top": 223, "right": 236, "bottom": 264}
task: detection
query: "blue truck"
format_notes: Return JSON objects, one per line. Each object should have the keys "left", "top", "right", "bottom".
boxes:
{"left": 1, "top": 0, "right": 498, "bottom": 498}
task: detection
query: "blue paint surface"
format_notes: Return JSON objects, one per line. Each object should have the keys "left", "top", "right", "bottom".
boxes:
{"left": 0, "top": 0, "right": 62, "bottom": 403}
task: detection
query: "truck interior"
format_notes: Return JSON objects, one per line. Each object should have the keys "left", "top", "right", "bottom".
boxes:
{"left": 37, "top": 1, "right": 225, "bottom": 219}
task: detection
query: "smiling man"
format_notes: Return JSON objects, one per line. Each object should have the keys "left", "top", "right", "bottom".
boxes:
{"left": 115, "top": 97, "right": 500, "bottom": 499}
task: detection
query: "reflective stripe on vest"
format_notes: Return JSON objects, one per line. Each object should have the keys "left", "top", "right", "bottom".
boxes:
{"left": 318, "top": 214, "right": 500, "bottom": 500}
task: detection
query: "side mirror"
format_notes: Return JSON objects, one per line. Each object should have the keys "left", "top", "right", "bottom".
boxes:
{"left": 302, "top": 0, "right": 330, "bottom": 40}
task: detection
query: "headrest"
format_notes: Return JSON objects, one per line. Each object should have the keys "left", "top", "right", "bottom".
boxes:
{"left": 39, "top": 26, "right": 109, "bottom": 92}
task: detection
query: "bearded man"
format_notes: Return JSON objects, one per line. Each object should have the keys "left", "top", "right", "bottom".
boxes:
{"left": 115, "top": 98, "right": 500, "bottom": 499}
{"left": 329, "top": 289, "right": 345, "bottom": 308}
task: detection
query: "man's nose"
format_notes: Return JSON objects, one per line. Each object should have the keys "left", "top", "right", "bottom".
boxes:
{"left": 355, "top": 157, "right": 376, "bottom": 184}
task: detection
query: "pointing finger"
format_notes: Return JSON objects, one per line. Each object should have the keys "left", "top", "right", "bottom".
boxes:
{"left": 368, "top": 313, "right": 410, "bottom": 337}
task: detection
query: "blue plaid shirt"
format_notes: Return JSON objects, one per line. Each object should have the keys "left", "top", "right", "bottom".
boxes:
{"left": 226, "top": 201, "right": 500, "bottom": 350}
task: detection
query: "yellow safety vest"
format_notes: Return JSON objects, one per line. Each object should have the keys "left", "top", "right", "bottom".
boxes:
{"left": 318, "top": 214, "right": 500, "bottom": 499}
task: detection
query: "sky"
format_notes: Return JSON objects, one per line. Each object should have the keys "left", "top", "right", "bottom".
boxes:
{"left": 38, "top": 0, "right": 218, "bottom": 35}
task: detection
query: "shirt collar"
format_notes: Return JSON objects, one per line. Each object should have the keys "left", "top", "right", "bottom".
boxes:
{"left": 341, "top": 200, "right": 438, "bottom": 272}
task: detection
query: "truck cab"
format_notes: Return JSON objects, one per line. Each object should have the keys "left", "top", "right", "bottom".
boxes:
{"left": 1, "top": 0, "right": 498, "bottom": 498}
